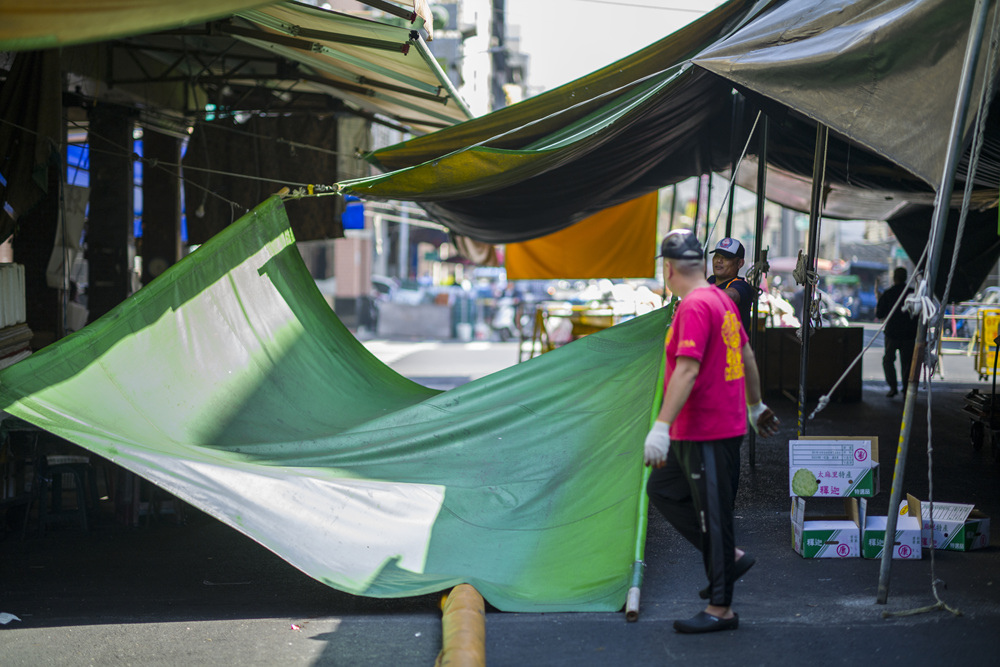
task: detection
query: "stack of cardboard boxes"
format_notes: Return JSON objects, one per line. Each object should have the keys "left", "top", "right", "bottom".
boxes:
{"left": 789, "top": 437, "right": 881, "bottom": 558}
{"left": 789, "top": 437, "right": 990, "bottom": 558}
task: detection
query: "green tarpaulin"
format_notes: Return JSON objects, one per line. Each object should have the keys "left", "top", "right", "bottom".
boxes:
{"left": 0, "top": 197, "right": 667, "bottom": 612}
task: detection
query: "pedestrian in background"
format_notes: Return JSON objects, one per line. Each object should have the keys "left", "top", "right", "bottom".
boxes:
{"left": 643, "top": 229, "right": 780, "bottom": 634}
{"left": 876, "top": 267, "right": 918, "bottom": 397}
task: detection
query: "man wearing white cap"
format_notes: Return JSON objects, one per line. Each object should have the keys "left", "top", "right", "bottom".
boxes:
{"left": 708, "top": 238, "right": 755, "bottom": 333}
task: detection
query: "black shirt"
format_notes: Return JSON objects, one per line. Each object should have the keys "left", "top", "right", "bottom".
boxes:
{"left": 708, "top": 275, "right": 755, "bottom": 333}
{"left": 876, "top": 283, "right": 919, "bottom": 340}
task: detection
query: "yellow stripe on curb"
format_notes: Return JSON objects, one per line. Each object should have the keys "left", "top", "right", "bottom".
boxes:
{"left": 435, "top": 584, "right": 486, "bottom": 667}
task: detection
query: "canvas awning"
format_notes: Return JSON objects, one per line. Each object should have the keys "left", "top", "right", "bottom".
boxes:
{"left": 0, "top": 1, "right": 470, "bottom": 134}
{"left": 226, "top": 2, "right": 472, "bottom": 130}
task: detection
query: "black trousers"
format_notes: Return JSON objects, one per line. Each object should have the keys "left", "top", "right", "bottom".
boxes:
{"left": 646, "top": 436, "right": 742, "bottom": 607}
{"left": 883, "top": 335, "right": 915, "bottom": 391}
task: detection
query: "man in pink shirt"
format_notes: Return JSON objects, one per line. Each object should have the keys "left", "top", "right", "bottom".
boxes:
{"left": 644, "top": 229, "right": 779, "bottom": 634}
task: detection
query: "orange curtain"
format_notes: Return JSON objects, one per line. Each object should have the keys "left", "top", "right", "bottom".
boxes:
{"left": 506, "top": 192, "right": 658, "bottom": 280}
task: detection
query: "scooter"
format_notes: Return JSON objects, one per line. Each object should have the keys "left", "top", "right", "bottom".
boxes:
{"left": 491, "top": 296, "right": 527, "bottom": 341}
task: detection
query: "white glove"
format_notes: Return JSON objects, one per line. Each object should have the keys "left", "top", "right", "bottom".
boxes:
{"left": 748, "top": 401, "right": 779, "bottom": 436}
{"left": 644, "top": 421, "right": 670, "bottom": 467}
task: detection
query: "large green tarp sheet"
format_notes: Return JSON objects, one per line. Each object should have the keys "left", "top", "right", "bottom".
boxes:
{"left": 0, "top": 197, "right": 668, "bottom": 612}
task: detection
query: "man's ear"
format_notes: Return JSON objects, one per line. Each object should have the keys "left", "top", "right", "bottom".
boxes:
{"left": 737, "top": 258, "right": 746, "bottom": 271}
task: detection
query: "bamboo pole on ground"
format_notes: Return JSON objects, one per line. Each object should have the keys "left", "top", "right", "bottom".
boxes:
{"left": 435, "top": 584, "right": 486, "bottom": 667}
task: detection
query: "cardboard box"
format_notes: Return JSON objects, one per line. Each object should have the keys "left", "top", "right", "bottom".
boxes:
{"left": 791, "top": 497, "right": 861, "bottom": 558}
{"left": 915, "top": 499, "right": 992, "bottom": 551}
{"left": 789, "top": 437, "right": 879, "bottom": 498}
{"left": 862, "top": 495, "right": 922, "bottom": 560}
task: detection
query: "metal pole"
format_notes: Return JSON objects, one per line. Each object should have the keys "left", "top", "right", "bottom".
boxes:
{"left": 877, "top": 0, "right": 990, "bottom": 604}
{"left": 749, "top": 115, "right": 768, "bottom": 466}
{"left": 704, "top": 173, "right": 713, "bottom": 246}
{"left": 797, "top": 125, "right": 829, "bottom": 437}
{"left": 412, "top": 34, "right": 475, "bottom": 120}
{"left": 669, "top": 184, "right": 677, "bottom": 230}
{"left": 726, "top": 92, "right": 743, "bottom": 238}
{"left": 693, "top": 175, "right": 702, "bottom": 239}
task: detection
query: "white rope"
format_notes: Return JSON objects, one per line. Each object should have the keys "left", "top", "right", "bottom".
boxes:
{"left": 903, "top": 274, "right": 939, "bottom": 326}
{"left": 921, "top": 364, "right": 962, "bottom": 615}
{"left": 881, "top": 364, "right": 961, "bottom": 619}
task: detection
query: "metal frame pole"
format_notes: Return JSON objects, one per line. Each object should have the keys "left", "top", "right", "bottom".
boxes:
{"left": 877, "top": 0, "right": 990, "bottom": 604}
{"left": 797, "top": 125, "right": 829, "bottom": 437}
{"left": 669, "top": 184, "right": 677, "bottom": 230}
{"left": 693, "top": 175, "right": 702, "bottom": 239}
{"left": 749, "top": 114, "right": 769, "bottom": 466}
{"left": 704, "top": 173, "right": 713, "bottom": 246}
{"left": 726, "top": 92, "right": 743, "bottom": 238}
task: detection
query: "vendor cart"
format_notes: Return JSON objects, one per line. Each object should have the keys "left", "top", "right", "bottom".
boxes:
{"left": 975, "top": 307, "right": 1000, "bottom": 379}
{"left": 964, "top": 313, "right": 1000, "bottom": 467}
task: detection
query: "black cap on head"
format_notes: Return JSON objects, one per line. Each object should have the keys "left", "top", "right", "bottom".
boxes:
{"left": 657, "top": 229, "right": 705, "bottom": 260}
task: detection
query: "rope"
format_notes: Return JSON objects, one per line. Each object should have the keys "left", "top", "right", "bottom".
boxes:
{"left": 881, "top": 364, "right": 962, "bottom": 619}
{"left": 792, "top": 248, "right": 818, "bottom": 287}
{"left": 744, "top": 248, "right": 769, "bottom": 289}
{"left": 903, "top": 274, "right": 939, "bottom": 326}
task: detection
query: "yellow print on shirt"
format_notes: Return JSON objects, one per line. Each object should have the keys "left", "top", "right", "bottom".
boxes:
{"left": 722, "top": 311, "right": 744, "bottom": 381}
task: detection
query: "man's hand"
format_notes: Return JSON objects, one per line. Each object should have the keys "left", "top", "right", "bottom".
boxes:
{"left": 748, "top": 402, "right": 780, "bottom": 437}
{"left": 644, "top": 421, "right": 670, "bottom": 468}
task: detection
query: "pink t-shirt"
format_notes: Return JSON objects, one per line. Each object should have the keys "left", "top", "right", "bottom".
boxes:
{"left": 664, "top": 286, "right": 749, "bottom": 441}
